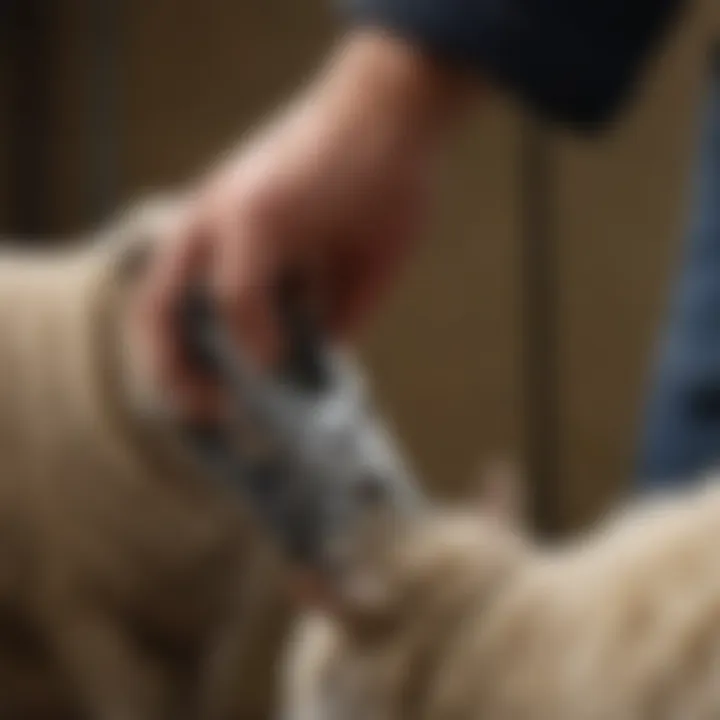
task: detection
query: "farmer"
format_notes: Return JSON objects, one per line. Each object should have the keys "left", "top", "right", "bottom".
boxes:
{"left": 138, "top": 0, "right": 717, "bottom": 486}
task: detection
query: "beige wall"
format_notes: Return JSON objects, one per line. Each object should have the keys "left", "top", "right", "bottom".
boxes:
{"left": 2, "top": 0, "right": 717, "bottom": 530}
{"left": 555, "top": 2, "right": 713, "bottom": 527}
{"left": 121, "top": 1, "right": 335, "bottom": 193}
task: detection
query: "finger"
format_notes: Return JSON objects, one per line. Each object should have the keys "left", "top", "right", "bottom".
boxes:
{"left": 212, "top": 210, "right": 283, "bottom": 369}
{"left": 137, "top": 216, "right": 220, "bottom": 417}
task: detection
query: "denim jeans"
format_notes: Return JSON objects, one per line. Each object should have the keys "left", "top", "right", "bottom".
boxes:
{"left": 637, "top": 51, "right": 720, "bottom": 488}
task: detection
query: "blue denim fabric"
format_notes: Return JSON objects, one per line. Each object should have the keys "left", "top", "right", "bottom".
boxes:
{"left": 637, "top": 55, "right": 720, "bottom": 488}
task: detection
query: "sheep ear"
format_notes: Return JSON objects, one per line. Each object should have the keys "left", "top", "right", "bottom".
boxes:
{"left": 472, "top": 459, "right": 526, "bottom": 525}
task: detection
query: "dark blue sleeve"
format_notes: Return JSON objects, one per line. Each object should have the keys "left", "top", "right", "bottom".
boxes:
{"left": 342, "top": 0, "right": 685, "bottom": 130}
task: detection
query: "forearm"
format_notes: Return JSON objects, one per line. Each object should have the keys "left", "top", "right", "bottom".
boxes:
{"left": 212, "top": 29, "right": 471, "bottom": 189}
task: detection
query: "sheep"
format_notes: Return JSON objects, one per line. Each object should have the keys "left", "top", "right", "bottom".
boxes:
{"left": 0, "top": 198, "right": 292, "bottom": 720}
{"left": 282, "top": 473, "right": 720, "bottom": 720}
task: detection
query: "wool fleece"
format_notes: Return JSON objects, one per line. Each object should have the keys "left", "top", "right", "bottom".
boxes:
{"left": 0, "top": 199, "right": 292, "bottom": 720}
{"left": 283, "top": 478, "right": 720, "bottom": 720}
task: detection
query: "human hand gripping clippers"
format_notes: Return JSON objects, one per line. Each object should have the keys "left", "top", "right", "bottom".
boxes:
{"left": 179, "top": 284, "right": 424, "bottom": 573}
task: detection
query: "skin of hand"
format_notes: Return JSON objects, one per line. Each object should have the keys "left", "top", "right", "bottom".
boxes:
{"left": 136, "top": 29, "right": 470, "bottom": 417}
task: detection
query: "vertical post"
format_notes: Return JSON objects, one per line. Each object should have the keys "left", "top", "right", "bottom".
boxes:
{"left": 6, "top": 0, "right": 57, "bottom": 237}
{"left": 520, "top": 116, "right": 562, "bottom": 537}
{"left": 86, "top": 0, "right": 121, "bottom": 223}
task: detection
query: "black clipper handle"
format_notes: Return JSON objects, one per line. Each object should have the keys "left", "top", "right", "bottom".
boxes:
{"left": 176, "top": 282, "right": 332, "bottom": 563}
{"left": 179, "top": 281, "right": 329, "bottom": 394}
{"left": 275, "top": 278, "right": 329, "bottom": 394}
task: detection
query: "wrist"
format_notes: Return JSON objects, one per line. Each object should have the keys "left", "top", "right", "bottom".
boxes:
{"left": 319, "top": 29, "right": 470, "bottom": 145}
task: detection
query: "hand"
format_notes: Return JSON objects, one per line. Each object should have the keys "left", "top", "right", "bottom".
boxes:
{"left": 137, "top": 30, "right": 466, "bottom": 416}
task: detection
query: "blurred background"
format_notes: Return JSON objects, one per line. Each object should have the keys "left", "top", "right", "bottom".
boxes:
{"left": 0, "top": 0, "right": 718, "bottom": 535}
